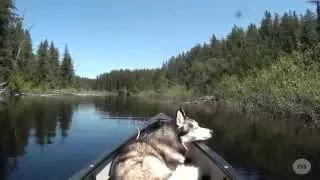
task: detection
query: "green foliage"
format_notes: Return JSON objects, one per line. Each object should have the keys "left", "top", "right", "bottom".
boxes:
{"left": 163, "top": 85, "right": 193, "bottom": 99}
{"left": 95, "top": 69, "right": 165, "bottom": 93}
{"left": 0, "top": 0, "right": 80, "bottom": 92}
{"left": 49, "top": 41, "right": 60, "bottom": 81}
{"left": 135, "top": 85, "right": 192, "bottom": 101}
{"left": 60, "top": 46, "right": 75, "bottom": 88}
{"left": 74, "top": 76, "right": 95, "bottom": 91}
{"left": 0, "top": 0, "right": 15, "bottom": 81}
{"left": 36, "top": 40, "right": 51, "bottom": 84}
{"left": 7, "top": 69, "right": 24, "bottom": 90}
{"left": 300, "top": 9, "right": 318, "bottom": 51}
{"left": 217, "top": 54, "right": 320, "bottom": 115}
{"left": 93, "top": 7, "right": 320, "bottom": 119}
{"left": 157, "top": 9, "right": 319, "bottom": 97}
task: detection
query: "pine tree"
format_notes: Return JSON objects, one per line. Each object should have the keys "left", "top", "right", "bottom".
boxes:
{"left": 245, "top": 24, "right": 260, "bottom": 68}
{"left": 0, "top": 0, "right": 14, "bottom": 81}
{"left": 260, "top": 11, "right": 273, "bottom": 42}
{"left": 21, "top": 30, "right": 35, "bottom": 82}
{"left": 210, "top": 34, "right": 222, "bottom": 58}
{"left": 5, "top": 13, "right": 28, "bottom": 90}
{"left": 226, "top": 26, "right": 246, "bottom": 75}
{"left": 36, "top": 40, "right": 52, "bottom": 85}
{"left": 300, "top": 9, "right": 318, "bottom": 50}
{"left": 60, "top": 46, "right": 74, "bottom": 88}
{"left": 272, "top": 13, "right": 281, "bottom": 48}
{"left": 49, "top": 42, "right": 59, "bottom": 84}
{"left": 279, "top": 11, "right": 301, "bottom": 53}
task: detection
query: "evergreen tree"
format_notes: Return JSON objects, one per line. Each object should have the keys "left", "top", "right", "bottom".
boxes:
{"left": 36, "top": 40, "right": 52, "bottom": 85}
{"left": 244, "top": 24, "right": 260, "bottom": 69}
{"left": 260, "top": 11, "right": 273, "bottom": 42}
{"left": 49, "top": 42, "right": 59, "bottom": 83}
{"left": 210, "top": 34, "right": 222, "bottom": 58}
{"left": 60, "top": 46, "right": 74, "bottom": 88}
{"left": 279, "top": 11, "right": 301, "bottom": 53}
{"left": 0, "top": 0, "right": 14, "bottom": 81}
{"left": 300, "top": 9, "right": 318, "bottom": 50}
{"left": 21, "top": 30, "right": 35, "bottom": 82}
{"left": 272, "top": 13, "right": 281, "bottom": 49}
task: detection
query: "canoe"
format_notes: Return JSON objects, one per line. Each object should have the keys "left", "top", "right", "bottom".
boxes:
{"left": 69, "top": 113, "right": 240, "bottom": 180}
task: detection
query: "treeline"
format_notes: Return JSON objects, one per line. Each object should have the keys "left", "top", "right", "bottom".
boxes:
{"left": 95, "top": 69, "right": 168, "bottom": 93}
{"left": 0, "top": 0, "right": 79, "bottom": 91}
{"left": 74, "top": 76, "right": 96, "bottom": 91}
{"left": 95, "top": 9, "right": 320, "bottom": 95}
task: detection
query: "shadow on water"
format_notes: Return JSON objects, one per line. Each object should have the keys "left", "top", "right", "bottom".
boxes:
{"left": 0, "top": 97, "right": 77, "bottom": 179}
{"left": 0, "top": 96, "right": 173, "bottom": 179}
{"left": 181, "top": 105, "right": 320, "bottom": 180}
{"left": 92, "top": 96, "right": 176, "bottom": 118}
{"left": 0, "top": 96, "right": 319, "bottom": 180}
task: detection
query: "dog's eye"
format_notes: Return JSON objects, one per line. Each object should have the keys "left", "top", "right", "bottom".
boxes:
{"left": 188, "top": 123, "right": 194, "bottom": 129}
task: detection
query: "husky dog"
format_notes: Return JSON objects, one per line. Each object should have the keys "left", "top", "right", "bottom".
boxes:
{"left": 111, "top": 108, "right": 213, "bottom": 180}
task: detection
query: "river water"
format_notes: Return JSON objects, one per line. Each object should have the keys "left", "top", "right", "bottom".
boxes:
{"left": 0, "top": 96, "right": 319, "bottom": 180}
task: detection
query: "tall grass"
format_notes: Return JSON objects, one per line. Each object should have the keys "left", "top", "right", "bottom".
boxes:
{"left": 217, "top": 54, "right": 320, "bottom": 119}
{"left": 135, "top": 85, "right": 193, "bottom": 101}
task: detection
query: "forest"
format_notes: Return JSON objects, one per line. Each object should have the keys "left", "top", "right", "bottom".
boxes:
{"left": 95, "top": 9, "right": 320, "bottom": 94}
{"left": 0, "top": 0, "right": 80, "bottom": 93}
{"left": 95, "top": 8, "right": 320, "bottom": 117}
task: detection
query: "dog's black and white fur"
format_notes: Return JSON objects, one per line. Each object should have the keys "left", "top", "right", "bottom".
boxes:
{"left": 111, "top": 108, "right": 213, "bottom": 180}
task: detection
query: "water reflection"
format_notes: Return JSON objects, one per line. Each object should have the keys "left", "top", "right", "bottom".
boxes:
{"left": 182, "top": 106, "right": 320, "bottom": 180}
{"left": 0, "top": 98, "right": 77, "bottom": 179}
{"left": 0, "top": 96, "right": 319, "bottom": 180}
{"left": 92, "top": 96, "right": 320, "bottom": 179}
{"left": 93, "top": 96, "right": 175, "bottom": 118}
{"left": 0, "top": 96, "right": 152, "bottom": 180}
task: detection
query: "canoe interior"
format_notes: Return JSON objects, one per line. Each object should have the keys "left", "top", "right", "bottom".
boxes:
{"left": 69, "top": 113, "right": 240, "bottom": 180}
{"left": 186, "top": 143, "right": 238, "bottom": 180}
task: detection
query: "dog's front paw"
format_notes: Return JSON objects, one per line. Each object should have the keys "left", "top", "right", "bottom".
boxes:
{"left": 176, "top": 154, "right": 185, "bottom": 164}
{"left": 168, "top": 152, "right": 185, "bottom": 164}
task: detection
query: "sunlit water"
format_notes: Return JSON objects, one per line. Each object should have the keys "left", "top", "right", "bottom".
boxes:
{"left": 0, "top": 96, "right": 319, "bottom": 180}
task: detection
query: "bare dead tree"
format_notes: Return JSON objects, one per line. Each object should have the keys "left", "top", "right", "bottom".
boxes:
{"left": 15, "top": 9, "right": 35, "bottom": 62}
{"left": 15, "top": 23, "right": 34, "bottom": 62}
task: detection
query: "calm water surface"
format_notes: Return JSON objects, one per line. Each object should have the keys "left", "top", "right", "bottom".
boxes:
{"left": 0, "top": 96, "right": 319, "bottom": 180}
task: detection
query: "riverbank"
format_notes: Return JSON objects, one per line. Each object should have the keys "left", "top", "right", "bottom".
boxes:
{"left": 134, "top": 91, "right": 320, "bottom": 129}
{"left": 18, "top": 75, "right": 320, "bottom": 129}
{"left": 133, "top": 58, "right": 320, "bottom": 128}
{"left": 25, "top": 89, "right": 116, "bottom": 97}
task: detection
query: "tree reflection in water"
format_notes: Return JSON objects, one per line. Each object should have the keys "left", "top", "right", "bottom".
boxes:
{"left": 0, "top": 97, "right": 77, "bottom": 178}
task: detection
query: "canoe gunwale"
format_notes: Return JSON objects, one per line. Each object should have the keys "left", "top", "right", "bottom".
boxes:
{"left": 69, "top": 113, "right": 241, "bottom": 180}
{"left": 193, "top": 142, "right": 241, "bottom": 179}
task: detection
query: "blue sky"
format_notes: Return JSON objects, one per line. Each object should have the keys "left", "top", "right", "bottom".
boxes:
{"left": 16, "top": 0, "right": 312, "bottom": 78}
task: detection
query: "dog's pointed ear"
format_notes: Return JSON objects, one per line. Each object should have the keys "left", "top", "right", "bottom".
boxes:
{"left": 176, "top": 108, "right": 185, "bottom": 128}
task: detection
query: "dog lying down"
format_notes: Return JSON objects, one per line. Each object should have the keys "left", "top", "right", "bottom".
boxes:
{"left": 111, "top": 108, "right": 213, "bottom": 180}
